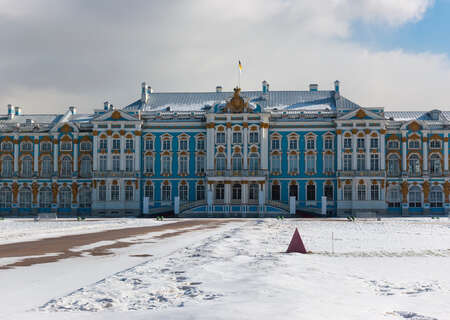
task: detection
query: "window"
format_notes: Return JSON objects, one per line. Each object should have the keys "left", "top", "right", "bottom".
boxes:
{"left": 371, "top": 184, "right": 379, "bottom": 200}
{"left": 387, "top": 140, "right": 399, "bottom": 149}
{"left": 370, "top": 154, "right": 379, "bottom": 171}
{"left": 232, "top": 132, "right": 242, "bottom": 144}
{"left": 216, "top": 154, "right": 226, "bottom": 171}
{"left": 370, "top": 138, "right": 378, "bottom": 149}
{"left": 99, "top": 138, "right": 107, "bottom": 150}
{"left": 357, "top": 138, "right": 365, "bottom": 149}
{"left": 79, "top": 187, "right": 91, "bottom": 208}
{"left": 59, "top": 187, "right": 71, "bottom": 208}
{"left": 408, "top": 139, "right": 420, "bottom": 149}
{"left": 249, "top": 154, "right": 259, "bottom": 171}
{"left": 289, "top": 184, "right": 298, "bottom": 200}
{"left": 112, "top": 155, "right": 120, "bottom": 172}
{"left": 249, "top": 183, "right": 259, "bottom": 201}
{"left": 324, "top": 154, "right": 333, "bottom": 173}
{"left": 39, "top": 187, "right": 52, "bottom": 208}
{"left": 232, "top": 154, "right": 242, "bottom": 171}
{"left": 98, "top": 185, "right": 107, "bottom": 201}
{"left": 125, "top": 138, "right": 134, "bottom": 150}
{"left": 179, "top": 139, "right": 188, "bottom": 151}
{"left": 80, "top": 142, "right": 91, "bottom": 151}
{"left": 1, "top": 142, "right": 12, "bottom": 152}
{"left": 307, "top": 184, "right": 316, "bottom": 201}
{"left": 0, "top": 187, "right": 12, "bottom": 208}
{"left": 387, "top": 154, "right": 400, "bottom": 176}
{"left": 357, "top": 184, "right": 366, "bottom": 201}
{"left": 306, "top": 154, "right": 315, "bottom": 173}
{"left": 429, "top": 154, "right": 442, "bottom": 175}
{"left": 387, "top": 187, "right": 401, "bottom": 208}
{"left": 409, "top": 186, "right": 421, "bottom": 207}
{"left": 162, "top": 156, "right": 171, "bottom": 174}
{"left": 61, "top": 156, "right": 72, "bottom": 177}
{"left": 232, "top": 184, "right": 241, "bottom": 200}
{"left": 125, "top": 155, "right": 134, "bottom": 172}
{"left": 343, "top": 185, "right": 352, "bottom": 201}
{"left": 196, "top": 155, "right": 205, "bottom": 174}
{"left": 343, "top": 154, "right": 352, "bottom": 171}
{"left": 99, "top": 155, "right": 107, "bottom": 171}
{"left": 324, "top": 184, "right": 333, "bottom": 201}
{"left": 21, "top": 156, "right": 33, "bottom": 177}
{"left": 271, "top": 184, "right": 280, "bottom": 201}
{"left": 111, "top": 185, "right": 120, "bottom": 201}
{"left": 216, "top": 132, "right": 225, "bottom": 144}
{"left": 271, "top": 154, "right": 281, "bottom": 173}
{"left": 162, "top": 139, "right": 171, "bottom": 151}
{"left": 408, "top": 154, "right": 421, "bottom": 176}
{"left": 249, "top": 131, "right": 259, "bottom": 144}
{"left": 343, "top": 138, "right": 352, "bottom": 149}
{"left": 144, "top": 184, "right": 154, "bottom": 200}
{"left": 162, "top": 184, "right": 171, "bottom": 201}
{"left": 430, "top": 140, "right": 441, "bottom": 149}
{"left": 179, "top": 184, "right": 188, "bottom": 201}
{"left": 289, "top": 138, "right": 298, "bottom": 150}
{"left": 357, "top": 154, "right": 365, "bottom": 171}
{"left": 215, "top": 183, "right": 224, "bottom": 200}
{"left": 80, "top": 156, "right": 92, "bottom": 177}
{"left": 60, "top": 142, "right": 72, "bottom": 151}
{"left": 288, "top": 154, "right": 298, "bottom": 173}
{"left": 19, "top": 187, "right": 32, "bottom": 208}
{"left": 196, "top": 184, "right": 205, "bottom": 201}
{"left": 1, "top": 156, "right": 13, "bottom": 177}
{"left": 271, "top": 138, "right": 280, "bottom": 150}
{"left": 306, "top": 138, "right": 315, "bottom": 150}
{"left": 324, "top": 138, "right": 333, "bottom": 150}
{"left": 144, "top": 155, "right": 153, "bottom": 174}
{"left": 145, "top": 139, "right": 154, "bottom": 151}
{"left": 112, "top": 138, "right": 121, "bottom": 151}
{"left": 21, "top": 142, "right": 33, "bottom": 152}
{"left": 430, "top": 186, "right": 443, "bottom": 208}
{"left": 179, "top": 155, "right": 188, "bottom": 175}
{"left": 196, "top": 139, "right": 205, "bottom": 150}
{"left": 41, "top": 142, "right": 52, "bottom": 152}
{"left": 125, "top": 185, "right": 133, "bottom": 201}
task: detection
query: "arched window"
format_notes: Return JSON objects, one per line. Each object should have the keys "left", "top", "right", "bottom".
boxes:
{"left": 79, "top": 187, "right": 91, "bottom": 208}
{"left": 125, "top": 185, "right": 134, "bottom": 201}
{"left": 289, "top": 184, "right": 298, "bottom": 200}
{"left": 305, "top": 154, "right": 316, "bottom": 173}
{"left": 271, "top": 184, "right": 281, "bottom": 201}
{"left": 409, "top": 186, "right": 422, "bottom": 208}
{"left": 80, "top": 156, "right": 92, "bottom": 177}
{"left": 307, "top": 184, "right": 316, "bottom": 201}
{"left": 179, "top": 155, "right": 188, "bottom": 175}
{"left": 216, "top": 154, "right": 226, "bottom": 171}
{"left": 215, "top": 183, "right": 224, "bottom": 201}
{"left": 179, "top": 183, "right": 188, "bottom": 201}
{"left": 196, "top": 155, "right": 205, "bottom": 174}
{"left": 59, "top": 186, "right": 71, "bottom": 208}
{"left": 343, "top": 184, "right": 352, "bottom": 201}
{"left": 41, "top": 155, "right": 53, "bottom": 177}
{"left": 408, "top": 154, "right": 421, "bottom": 176}
{"left": 371, "top": 184, "right": 379, "bottom": 201}
{"left": 232, "top": 154, "right": 242, "bottom": 171}
{"left": 1, "top": 155, "right": 13, "bottom": 177}
{"left": 162, "top": 184, "right": 171, "bottom": 201}
{"left": 0, "top": 187, "right": 12, "bottom": 208}
{"left": 249, "top": 154, "right": 259, "bottom": 172}
{"left": 19, "top": 187, "right": 32, "bottom": 208}
{"left": 196, "top": 184, "right": 205, "bottom": 201}
{"left": 162, "top": 156, "right": 171, "bottom": 175}
{"left": 288, "top": 154, "right": 298, "bottom": 173}
{"left": 144, "top": 155, "right": 154, "bottom": 174}
{"left": 324, "top": 184, "right": 333, "bottom": 201}
{"left": 232, "top": 184, "right": 241, "bottom": 201}
{"left": 271, "top": 154, "right": 281, "bottom": 173}
{"left": 144, "top": 184, "right": 154, "bottom": 201}
{"left": 387, "top": 154, "right": 400, "bottom": 176}
{"left": 61, "top": 156, "right": 72, "bottom": 177}
{"left": 39, "top": 187, "right": 52, "bottom": 208}
{"left": 357, "top": 184, "right": 366, "bottom": 201}
{"left": 387, "top": 186, "right": 401, "bottom": 208}
{"left": 429, "top": 154, "right": 442, "bottom": 176}
{"left": 111, "top": 185, "right": 120, "bottom": 201}
{"left": 21, "top": 156, "right": 33, "bottom": 177}
{"left": 249, "top": 183, "right": 259, "bottom": 202}
{"left": 430, "top": 186, "right": 443, "bottom": 208}
{"left": 98, "top": 184, "right": 107, "bottom": 201}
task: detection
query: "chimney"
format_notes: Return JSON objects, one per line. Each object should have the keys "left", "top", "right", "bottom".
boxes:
{"left": 69, "top": 106, "right": 76, "bottom": 115}
{"left": 334, "top": 80, "right": 340, "bottom": 94}
{"left": 141, "top": 82, "right": 149, "bottom": 103}
{"left": 104, "top": 101, "right": 110, "bottom": 111}
{"left": 262, "top": 80, "right": 269, "bottom": 94}
{"left": 216, "top": 86, "right": 222, "bottom": 93}
{"left": 15, "top": 106, "right": 22, "bottom": 116}
{"left": 7, "top": 104, "right": 14, "bottom": 119}
{"left": 309, "top": 84, "right": 318, "bottom": 92}
{"left": 147, "top": 86, "right": 153, "bottom": 94}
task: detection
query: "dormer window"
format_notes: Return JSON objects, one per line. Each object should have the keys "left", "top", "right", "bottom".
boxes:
{"left": 430, "top": 140, "right": 441, "bottom": 149}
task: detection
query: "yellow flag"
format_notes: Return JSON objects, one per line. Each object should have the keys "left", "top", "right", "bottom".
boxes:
{"left": 238, "top": 60, "right": 243, "bottom": 72}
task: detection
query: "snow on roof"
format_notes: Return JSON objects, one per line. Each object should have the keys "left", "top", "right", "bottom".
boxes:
{"left": 385, "top": 111, "right": 450, "bottom": 122}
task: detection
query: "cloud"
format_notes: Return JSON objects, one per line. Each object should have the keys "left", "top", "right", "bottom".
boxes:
{"left": 0, "top": 0, "right": 447, "bottom": 114}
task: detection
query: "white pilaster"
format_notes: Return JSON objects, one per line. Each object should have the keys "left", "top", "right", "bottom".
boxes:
{"left": 402, "top": 131, "right": 407, "bottom": 171}
{"left": 337, "top": 132, "right": 342, "bottom": 171}
{"left": 365, "top": 133, "right": 370, "bottom": 170}
{"left": 33, "top": 137, "right": 39, "bottom": 174}
{"left": 260, "top": 124, "right": 269, "bottom": 170}
{"left": 227, "top": 126, "right": 231, "bottom": 170}
{"left": 135, "top": 134, "right": 141, "bottom": 171}
{"left": 423, "top": 132, "right": 428, "bottom": 172}
{"left": 13, "top": 135, "right": 19, "bottom": 173}
{"left": 93, "top": 134, "right": 98, "bottom": 171}
{"left": 352, "top": 134, "right": 357, "bottom": 170}
{"left": 380, "top": 132, "right": 386, "bottom": 170}
{"left": 243, "top": 126, "right": 248, "bottom": 169}
{"left": 73, "top": 135, "right": 78, "bottom": 174}
{"left": 53, "top": 137, "right": 58, "bottom": 174}
{"left": 445, "top": 133, "right": 449, "bottom": 172}
{"left": 242, "top": 183, "right": 248, "bottom": 204}
{"left": 224, "top": 183, "right": 230, "bottom": 204}
{"left": 107, "top": 135, "right": 112, "bottom": 170}
{"left": 120, "top": 135, "right": 125, "bottom": 170}
{"left": 206, "top": 125, "right": 214, "bottom": 170}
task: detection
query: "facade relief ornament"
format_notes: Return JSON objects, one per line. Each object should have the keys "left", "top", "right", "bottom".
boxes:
{"left": 401, "top": 181, "right": 408, "bottom": 203}
{"left": 224, "top": 88, "right": 250, "bottom": 113}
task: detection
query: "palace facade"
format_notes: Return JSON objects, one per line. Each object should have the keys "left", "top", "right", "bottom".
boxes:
{"left": 1, "top": 80, "right": 449, "bottom": 216}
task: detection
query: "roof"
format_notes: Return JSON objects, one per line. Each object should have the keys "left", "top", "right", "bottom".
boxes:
{"left": 0, "top": 114, "right": 62, "bottom": 125}
{"left": 385, "top": 111, "right": 450, "bottom": 122}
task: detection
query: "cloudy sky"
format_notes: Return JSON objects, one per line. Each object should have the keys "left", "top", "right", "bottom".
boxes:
{"left": 0, "top": 0, "right": 449, "bottom": 113}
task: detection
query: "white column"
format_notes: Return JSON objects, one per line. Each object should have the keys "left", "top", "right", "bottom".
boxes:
{"left": 206, "top": 125, "right": 214, "bottom": 170}
{"left": 337, "top": 181, "right": 342, "bottom": 201}
{"left": 380, "top": 132, "right": 386, "bottom": 170}
{"left": 242, "top": 182, "right": 248, "bottom": 204}
{"left": 135, "top": 134, "right": 141, "bottom": 171}
{"left": 243, "top": 126, "right": 248, "bottom": 169}
{"left": 365, "top": 133, "right": 370, "bottom": 171}
{"left": 53, "top": 137, "right": 58, "bottom": 174}
{"left": 227, "top": 126, "right": 231, "bottom": 170}
{"left": 402, "top": 131, "right": 407, "bottom": 171}
{"left": 92, "top": 134, "right": 98, "bottom": 171}
{"left": 337, "top": 132, "right": 342, "bottom": 171}
{"left": 107, "top": 135, "right": 112, "bottom": 170}
{"left": 224, "top": 183, "right": 230, "bottom": 204}
{"left": 13, "top": 136, "right": 19, "bottom": 173}
{"left": 73, "top": 136, "right": 78, "bottom": 174}
{"left": 260, "top": 124, "right": 269, "bottom": 170}
{"left": 352, "top": 134, "right": 357, "bottom": 170}
{"left": 33, "top": 137, "right": 39, "bottom": 174}
{"left": 120, "top": 136, "right": 125, "bottom": 170}
{"left": 423, "top": 132, "right": 428, "bottom": 172}
{"left": 445, "top": 133, "right": 449, "bottom": 172}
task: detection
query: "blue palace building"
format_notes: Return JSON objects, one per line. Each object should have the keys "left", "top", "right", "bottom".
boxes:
{"left": 1, "top": 80, "right": 449, "bottom": 217}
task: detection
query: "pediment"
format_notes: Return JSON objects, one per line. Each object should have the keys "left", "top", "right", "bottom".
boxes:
{"left": 338, "top": 108, "right": 383, "bottom": 120}
{"left": 93, "top": 109, "right": 138, "bottom": 122}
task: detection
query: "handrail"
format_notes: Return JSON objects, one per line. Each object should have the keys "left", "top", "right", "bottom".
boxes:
{"left": 206, "top": 169, "right": 268, "bottom": 177}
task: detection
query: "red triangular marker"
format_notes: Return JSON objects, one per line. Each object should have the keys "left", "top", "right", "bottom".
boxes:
{"left": 286, "top": 228, "right": 307, "bottom": 253}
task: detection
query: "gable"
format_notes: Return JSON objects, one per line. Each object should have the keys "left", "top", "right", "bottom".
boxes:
{"left": 338, "top": 108, "right": 383, "bottom": 121}
{"left": 94, "top": 109, "right": 139, "bottom": 122}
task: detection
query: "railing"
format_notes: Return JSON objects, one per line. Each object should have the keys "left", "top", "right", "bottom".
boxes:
{"left": 179, "top": 200, "right": 206, "bottom": 212}
{"left": 93, "top": 170, "right": 139, "bottom": 178}
{"left": 338, "top": 170, "right": 386, "bottom": 177}
{"left": 206, "top": 169, "right": 269, "bottom": 177}
{"left": 266, "top": 200, "right": 290, "bottom": 212}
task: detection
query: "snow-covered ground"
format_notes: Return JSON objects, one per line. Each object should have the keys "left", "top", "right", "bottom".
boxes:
{"left": 2, "top": 218, "right": 450, "bottom": 320}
